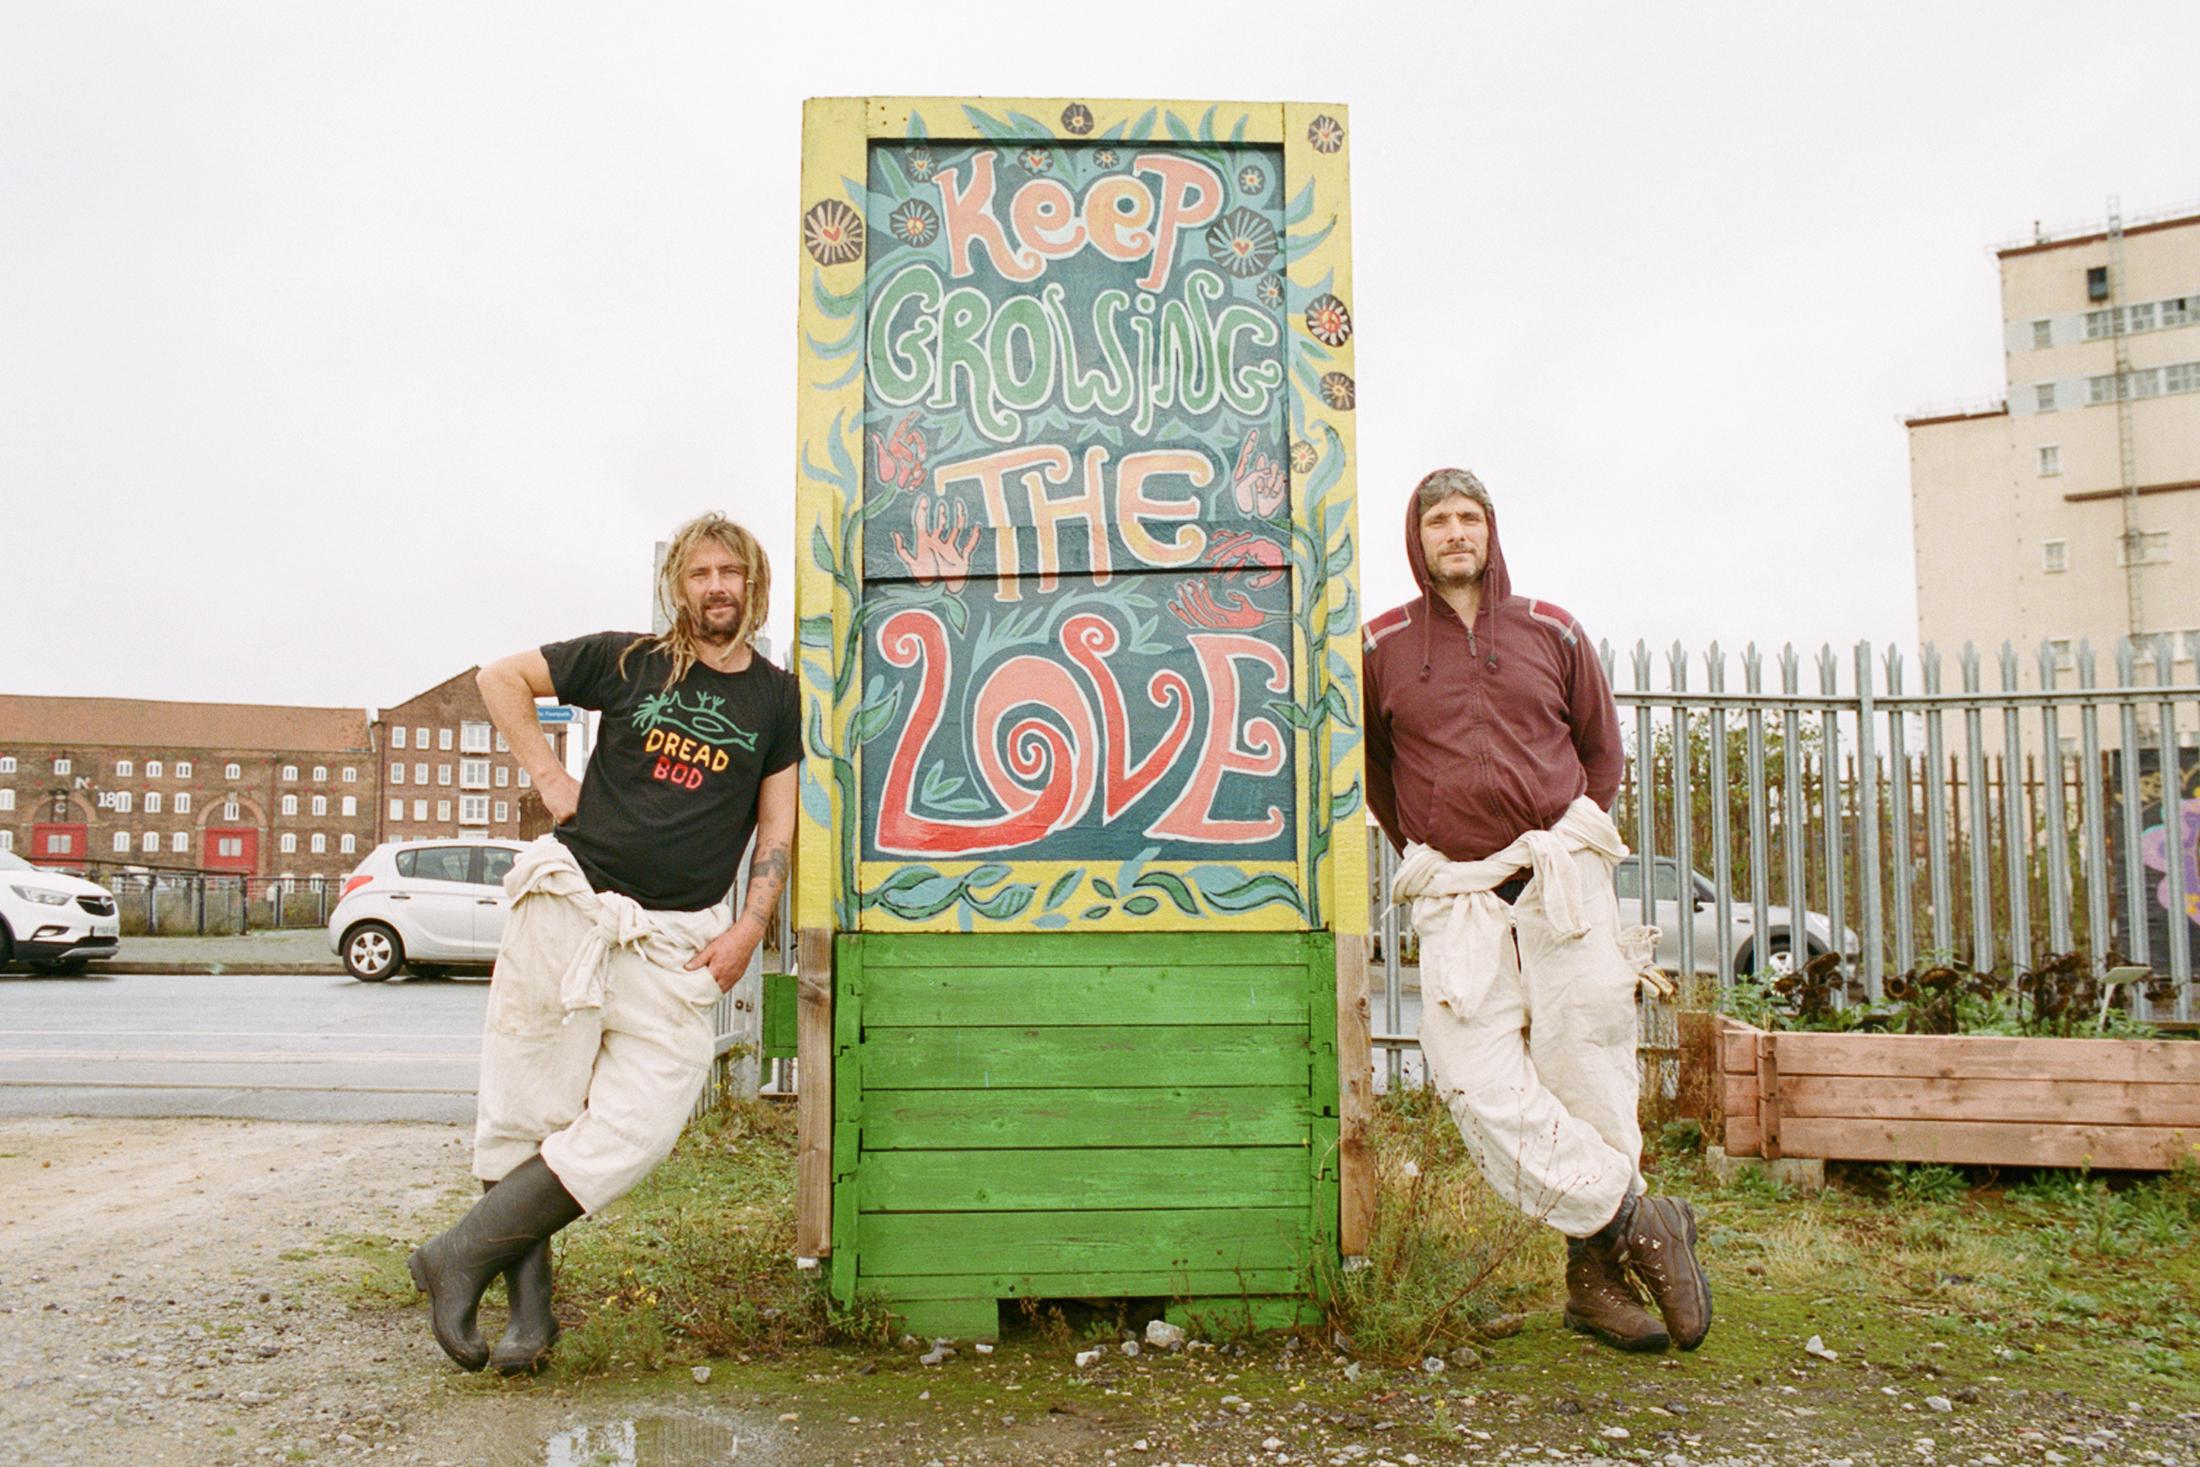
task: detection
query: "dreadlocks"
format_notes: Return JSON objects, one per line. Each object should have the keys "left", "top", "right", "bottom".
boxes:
{"left": 618, "top": 513, "right": 771, "bottom": 690}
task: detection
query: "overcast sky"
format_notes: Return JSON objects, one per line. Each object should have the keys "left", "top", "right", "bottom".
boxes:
{"left": 6, "top": 2, "right": 2195, "bottom": 710}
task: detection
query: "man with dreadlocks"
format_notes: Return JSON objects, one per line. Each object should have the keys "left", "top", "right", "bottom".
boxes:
{"left": 1362, "top": 469, "right": 1712, "bottom": 1354}
{"left": 407, "top": 512, "right": 798, "bottom": 1374}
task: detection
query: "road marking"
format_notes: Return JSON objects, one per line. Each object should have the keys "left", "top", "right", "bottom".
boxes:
{"left": 0, "top": 1049, "right": 478, "bottom": 1064}
{"left": 0, "top": 1030, "right": 480, "bottom": 1042}
{"left": 0, "top": 1079, "right": 474, "bottom": 1095}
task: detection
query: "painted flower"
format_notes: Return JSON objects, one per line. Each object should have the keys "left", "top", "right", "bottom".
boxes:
{"left": 1254, "top": 273, "right": 1285, "bottom": 308}
{"left": 1060, "top": 102, "right": 1094, "bottom": 135}
{"left": 1205, "top": 206, "right": 1280, "bottom": 277}
{"left": 802, "top": 199, "right": 864, "bottom": 267}
{"left": 1305, "top": 293, "right": 1353, "bottom": 347}
{"left": 906, "top": 146, "right": 936, "bottom": 181}
{"left": 1019, "top": 146, "right": 1053, "bottom": 173}
{"left": 1239, "top": 165, "right": 1266, "bottom": 194}
{"left": 889, "top": 198, "right": 940, "bottom": 247}
{"left": 1319, "top": 371, "right": 1356, "bottom": 410}
{"left": 1308, "top": 114, "right": 1345, "bottom": 153}
{"left": 1290, "top": 440, "right": 1317, "bottom": 474}
{"left": 1093, "top": 147, "right": 1120, "bottom": 168}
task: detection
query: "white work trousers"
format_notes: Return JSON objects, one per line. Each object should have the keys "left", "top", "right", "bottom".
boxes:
{"left": 472, "top": 885, "right": 729, "bottom": 1213}
{"left": 1414, "top": 849, "right": 1651, "bottom": 1238}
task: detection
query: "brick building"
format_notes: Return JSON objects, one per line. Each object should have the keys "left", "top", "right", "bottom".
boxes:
{"left": 371, "top": 668, "right": 574, "bottom": 844}
{"left": 0, "top": 695, "right": 377, "bottom": 878}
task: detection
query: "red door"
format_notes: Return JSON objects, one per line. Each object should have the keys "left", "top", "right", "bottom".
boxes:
{"left": 30, "top": 823, "right": 88, "bottom": 868}
{"left": 203, "top": 827, "right": 259, "bottom": 873}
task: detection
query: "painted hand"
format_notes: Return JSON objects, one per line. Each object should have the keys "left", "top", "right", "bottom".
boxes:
{"left": 1208, "top": 528, "right": 1287, "bottom": 589}
{"left": 1229, "top": 430, "right": 1287, "bottom": 517}
{"left": 891, "top": 493, "right": 981, "bottom": 593}
{"left": 1166, "top": 578, "right": 1263, "bottom": 630}
{"left": 869, "top": 412, "right": 928, "bottom": 492}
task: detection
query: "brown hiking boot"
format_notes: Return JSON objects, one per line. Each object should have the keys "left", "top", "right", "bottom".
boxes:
{"left": 1563, "top": 1237, "right": 1670, "bottom": 1352}
{"left": 1615, "top": 1195, "right": 1713, "bottom": 1350}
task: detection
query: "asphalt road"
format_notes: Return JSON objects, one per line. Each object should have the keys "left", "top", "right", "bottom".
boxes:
{"left": 0, "top": 970, "right": 487, "bottom": 1122}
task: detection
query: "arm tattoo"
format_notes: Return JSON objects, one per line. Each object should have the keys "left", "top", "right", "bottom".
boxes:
{"left": 738, "top": 841, "right": 790, "bottom": 930}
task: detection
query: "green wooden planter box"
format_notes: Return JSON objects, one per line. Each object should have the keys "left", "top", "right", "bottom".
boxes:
{"left": 828, "top": 930, "right": 1340, "bottom": 1340}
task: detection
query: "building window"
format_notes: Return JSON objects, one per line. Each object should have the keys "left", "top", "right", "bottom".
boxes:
{"left": 112, "top": 792, "right": 133, "bottom": 814}
{"left": 437, "top": 799, "right": 452, "bottom": 822}
{"left": 311, "top": 833, "right": 327, "bottom": 854}
{"left": 223, "top": 798, "right": 239, "bottom": 821}
{"left": 2118, "top": 530, "right": 2172, "bottom": 566}
{"left": 116, "top": 759, "right": 134, "bottom": 777}
{"left": 0, "top": 790, "right": 12, "bottom": 812}
{"left": 0, "top": 756, "right": 13, "bottom": 774}
{"left": 439, "top": 728, "right": 455, "bottom": 751}
{"left": 172, "top": 832, "right": 188, "bottom": 853}
{"left": 393, "top": 726, "right": 408, "bottom": 750}
{"left": 438, "top": 764, "right": 453, "bottom": 786}
{"left": 460, "top": 759, "right": 489, "bottom": 789}
{"left": 0, "top": 831, "right": 11, "bottom": 852}
{"left": 494, "top": 800, "right": 509, "bottom": 823}
{"left": 341, "top": 796, "right": 356, "bottom": 816}
{"left": 341, "top": 834, "right": 356, "bottom": 855}
{"left": 2031, "top": 318, "right": 2052, "bottom": 349}
{"left": 311, "top": 795, "right": 327, "bottom": 816}
{"left": 312, "top": 766, "right": 327, "bottom": 782}
{"left": 2128, "top": 302, "right": 2157, "bottom": 332}
{"left": 142, "top": 832, "right": 159, "bottom": 854}
{"left": 495, "top": 730, "right": 509, "bottom": 753}
{"left": 280, "top": 833, "right": 297, "bottom": 854}
{"left": 414, "top": 727, "right": 428, "bottom": 750}
{"left": 518, "top": 769, "right": 531, "bottom": 788}
{"left": 342, "top": 766, "right": 356, "bottom": 783}
{"left": 114, "top": 831, "right": 132, "bottom": 853}
{"left": 495, "top": 766, "right": 510, "bottom": 787}
{"left": 2035, "top": 383, "right": 2057, "bottom": 412}
{"left": 414, "top": 762, "right": 428, "bottom": 785}
{"left": 225, "top": 762, "right": 240, "bottom": 780}
{"left": 281, "top": 794, "right": 298, "bottom": 816}
{"left": 175, "top": 792, "right": 191, "bottom": 814}
{"left": 389, "top": 798, "right": 404, "bottom": 821}
{"left": 146, "top": 760, "right": 163, "bottom": 778}
{"left": 176, "top": 760, "right": 191, "bottom": 778}
{"left": 145, "top": 792, "right": 161, "bottom": 814}
{"left": 2038, "top": 445, "right": 2060, "bottom": 476}
{"left": 54, "top": 757, "right": 71, "bottom": 775}
{"left": 460, "top": 795, "right": 489, "bottom": 825}
{"left": 412, "top": 799, "right": 427, "bottom": 821}
{"left": 462, "top": 721, "right": 491, "bottom": 754}
{"left": 2166, "top": 297, "right": 2192, "bottom": 328}
{"left": 390, "top": 763, "right": 406, "bottom": 785}
{"left": 281, "top": 765, "right": 298, "bottom": 781}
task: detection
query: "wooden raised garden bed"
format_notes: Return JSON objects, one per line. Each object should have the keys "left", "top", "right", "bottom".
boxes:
{"left": 1691, "top": 1016, "right": 2200, "bottom": 1171}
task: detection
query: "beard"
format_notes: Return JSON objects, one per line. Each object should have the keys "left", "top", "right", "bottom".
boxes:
{"left": 1425, "top": 557, "right": 1483, "bottom": 594}
{"left": 690, "top": 595, "right": 745, "bottom": 647}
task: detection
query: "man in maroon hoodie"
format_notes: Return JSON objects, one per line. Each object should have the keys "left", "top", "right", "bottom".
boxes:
{"left": 1364, "top": 468, "right": 1712, "bottom": 1353}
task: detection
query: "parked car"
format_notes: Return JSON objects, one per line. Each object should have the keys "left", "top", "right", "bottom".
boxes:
{"left": 0, "top": 848, "right": 120, "bottom": 973}
{"left": 328, "top": 838, "right": 525, "bottom": 982}
{"left": 1613, "top": 855, "right": 1857, "bottom": 979}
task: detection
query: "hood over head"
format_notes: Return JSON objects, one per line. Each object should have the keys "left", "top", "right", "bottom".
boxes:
{"left": 1405, "top": 468, "right": 1510, "bottom": 677}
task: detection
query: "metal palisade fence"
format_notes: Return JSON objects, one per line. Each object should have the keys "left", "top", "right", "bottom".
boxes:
{"left": 1367, "top": 633, "right": 2200, "bottom": 1075}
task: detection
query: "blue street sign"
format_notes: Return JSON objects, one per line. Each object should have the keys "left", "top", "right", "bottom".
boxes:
{"left": 536, "top": 705, "right": 577, "bottom": 725}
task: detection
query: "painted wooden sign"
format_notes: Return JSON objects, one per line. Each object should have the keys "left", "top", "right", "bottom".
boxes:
{"left": 794, "top": 98, "right": 1364, "bottom": 937}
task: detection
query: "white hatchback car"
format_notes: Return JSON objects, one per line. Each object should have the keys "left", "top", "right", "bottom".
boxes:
{"left": 0, "top": 848, "right": 121, "bottom": 973}
{"left": 328, "top": 838, "right": 526, "bottom": 982}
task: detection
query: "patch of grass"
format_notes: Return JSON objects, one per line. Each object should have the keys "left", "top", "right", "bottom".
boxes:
{"left": 1880, "top": 1161, "right": 1967, "bottom": 1206}
{"left": 1323, "top": 1086, "right": 1553, "bottom": 1366}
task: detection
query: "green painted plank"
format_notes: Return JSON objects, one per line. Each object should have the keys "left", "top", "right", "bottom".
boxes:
{"left": 858, "top": 931, "right": 1311, "bottom": 969}
{"left": 861, "top": 966, "right": 1308, "bottom": 1028}
{"left": 761, "top": 972, "right": 797, "bottom": 1059}
{"left": 858, "top": 1269, "right": 1308, "bottom": 1301}
{"left": 857, "top": 1147, "right": 1310, "bottom": 1212}
{"left": 858, "top": 1207, "right": 1307, "bottom": 1278}
{"left": 863, "top": 1086, "right": 1314, "bottom": 1149}
{"left": 860, "top": 1025, "right": 1310, "bottom": 1090}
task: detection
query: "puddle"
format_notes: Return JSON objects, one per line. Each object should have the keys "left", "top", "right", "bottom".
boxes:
{"left": 537, "top": 1410, "right": 783, "bottom": 1466}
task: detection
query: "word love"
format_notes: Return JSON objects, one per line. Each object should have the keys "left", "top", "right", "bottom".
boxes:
{"left": 936, "top": 150, "right": 1224, "bottom": 292}
{"left": 872, "top": 608, "right": 1288, "bottom": 856}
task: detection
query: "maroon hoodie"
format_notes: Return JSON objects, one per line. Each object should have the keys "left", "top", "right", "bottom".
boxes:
{"left": 1362, "top": 490, "right": 1623, "bottom": 862}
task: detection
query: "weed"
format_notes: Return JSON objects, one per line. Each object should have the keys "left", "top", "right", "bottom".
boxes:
{"left": 1880, "top": 1162, "right": 1968, "bottom": 1206}
{"left": 1724, "top": 1165, "right": 1795, "bottom": 1203}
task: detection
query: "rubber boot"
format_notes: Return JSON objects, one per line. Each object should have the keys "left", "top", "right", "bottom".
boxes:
{"left": 480, "top": 1179, "right": 561, "bottom": 1375}
{"left": 1615, "top": 1195, "right": 1714, "bottom": 1350}
{"left": 1563, "top": 1236, "right": 1670, "bottom": 1352}
{"left": 408, "top": 1155, "right": 583, "bottom": 1371}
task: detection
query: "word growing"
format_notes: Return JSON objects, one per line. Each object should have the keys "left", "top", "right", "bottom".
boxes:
{"left": 868, "top": 263, "right": 1282, "bottom": 443}
{"left": 871, "top": 608, "right": 1288, "bottom": 856}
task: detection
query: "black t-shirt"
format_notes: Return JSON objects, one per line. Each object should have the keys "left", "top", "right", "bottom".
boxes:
{"left": 542, "top": 631, "right": 800, "bottom": 911}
